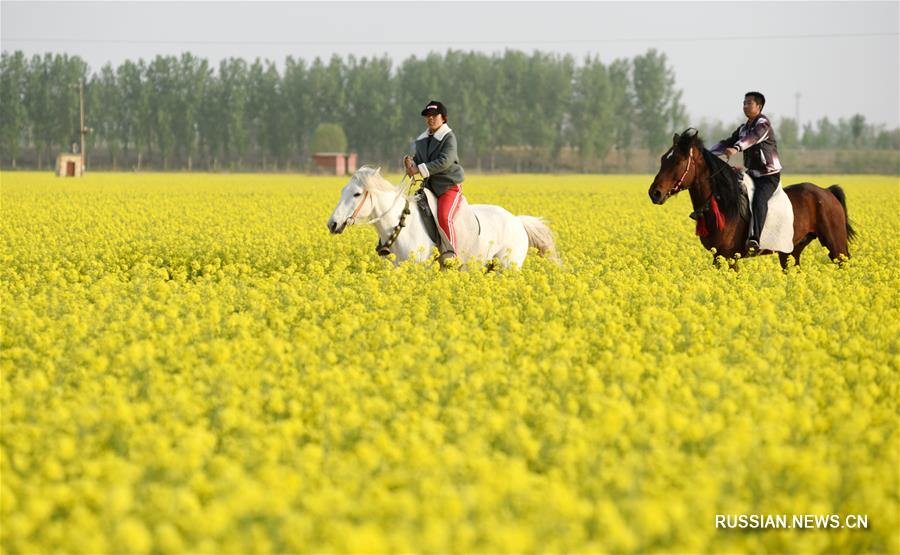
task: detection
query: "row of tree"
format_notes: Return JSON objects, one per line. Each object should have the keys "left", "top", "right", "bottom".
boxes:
{"left": 1, "top": 49, "right": 896, "bottom": 172}
{"left": 702, "top": 115, "right": 899, "bottom": 153}
{"left": 0, "top": 49, "right": 683, "bottom": 171}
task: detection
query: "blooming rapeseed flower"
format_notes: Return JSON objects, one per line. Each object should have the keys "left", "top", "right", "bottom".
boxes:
{"left": 1, "top": 172, "right": 897, "bottom": 553}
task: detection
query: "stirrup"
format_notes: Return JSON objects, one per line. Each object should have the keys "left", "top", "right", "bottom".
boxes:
{"left": 438, "top": 251, "right": 458, "bottom": 269}
{"left": 746, "top": 238, "right": 760, "bottom": 256}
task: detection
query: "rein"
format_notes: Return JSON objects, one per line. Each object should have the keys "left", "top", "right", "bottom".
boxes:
{"left": 349, "top": 175, "right": 410, "bottom": 225}
{"left": 376, "top": 200, "right": 411, "bottom": 256}
{"left": 673, "top": 148, "right": 737, "bottom": 213}
{"left": 370, "top": 175, "right": 416, "bottom": 256}
{"left": 345, "top": 173, "right": 422, "bottom": 256}
{"left": 661, "top": 137, "right": 741, "bottom": 238}
{"left": 687, "top": 154, "right": 735, "bottom": 237}
{"left": 671, "top": 148, "right": 733, "bottom": 198}
{"left": 670, "top": 148, "right": 693, "bottom": 195}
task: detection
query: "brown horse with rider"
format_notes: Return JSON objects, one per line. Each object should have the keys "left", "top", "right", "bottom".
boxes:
{"left": 648, "top": 129, "right": 855, "bottom": 269}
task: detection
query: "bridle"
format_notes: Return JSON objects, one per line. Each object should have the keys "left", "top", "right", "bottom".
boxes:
{"left": 668, "top": 147, "right": 734, "bottom": 198}
{"left": 670, "top": 148, "right": 737, "bottom": 225}
{"left": 347, "top": 175, "right": 411, "bottom": 225}
{"left": 348, "top": 190, "right": 371, "bottom": 223}
{"left": 344, "top": 175, "right": 416, "bottom": 256}
{"left": 669, "top": 148, "right": 693, "bottom": 197}
{"left": 375, "top": 200, "right": 411, "bottom": 256}
{"left": 657, "top": 135, "right": 739, "bottom": 233}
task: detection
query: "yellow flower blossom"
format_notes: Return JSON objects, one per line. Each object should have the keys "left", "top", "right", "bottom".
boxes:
{"left": 0, "top": 172, "right": 897, "bottom": 553}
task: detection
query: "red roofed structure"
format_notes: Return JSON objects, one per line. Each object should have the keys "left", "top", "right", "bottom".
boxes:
{"left": 312, "top": 152, "right": 357, "bottom": 175}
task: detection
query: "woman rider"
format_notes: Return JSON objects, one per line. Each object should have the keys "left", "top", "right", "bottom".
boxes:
{"left": 404, "top": 100, "right": 466, "bottom": 264}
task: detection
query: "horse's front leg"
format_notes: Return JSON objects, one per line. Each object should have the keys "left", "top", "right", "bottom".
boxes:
{"left": 778, "top": 252, "right": 794, "bottom": 270}
{"left": 712, "top": 254, "right": 740, "bottom": 271}
{"left": 711, "top": 252, "right": 740, "bottom": 272}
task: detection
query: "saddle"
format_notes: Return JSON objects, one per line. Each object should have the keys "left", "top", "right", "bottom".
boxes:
{"left": 416, "top": 188, "right": 481, "bottom": 256}
{"left": 741, "top": 173, "right": 794, "bottom": 254}
{"left": 414, "top": 189, "right": 441, "bottom": 247}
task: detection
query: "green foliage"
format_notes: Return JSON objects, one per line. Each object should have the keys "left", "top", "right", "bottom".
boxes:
{"left": 0, "top": 49, "right": 896, "bottom": 172}
{"left": 572, "top": 56, "right": 617, "bottom": 169}
{"left": 779, "top": 117, "right": 801, "bottom": 149}
{"left": 632, "top": 49, "right": 683, "bottom": 152}
{"left": 0, "top": 51, "right": 28, "bottom": 166}
{"left": 310, "top": 122, "right": 348, "bottom": 154}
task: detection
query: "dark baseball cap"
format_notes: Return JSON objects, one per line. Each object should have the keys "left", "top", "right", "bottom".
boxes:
{"left": 421, "top": 100, "right": 447, "bottom": 117}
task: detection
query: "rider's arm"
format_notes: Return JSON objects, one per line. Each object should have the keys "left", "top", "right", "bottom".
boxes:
{"left": 709, "top": 126, "right": 741, "bottom": 155}
{"left": 733, "top": 116, "right": 772, "bottom": 152}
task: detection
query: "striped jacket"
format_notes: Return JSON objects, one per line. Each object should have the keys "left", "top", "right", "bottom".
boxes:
{"left": 710, "top": 114, "right": 782, "bottom": 177}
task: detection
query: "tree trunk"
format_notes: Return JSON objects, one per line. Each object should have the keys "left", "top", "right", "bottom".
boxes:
{"left": 137, "top": 151, "right": 143, "bottom": 171}
{"left": 188, "top": 155, "right": 192, "bottom": 172}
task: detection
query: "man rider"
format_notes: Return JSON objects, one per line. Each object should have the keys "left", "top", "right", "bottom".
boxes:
{"left": 709, "top": 91, "right": 782, "bottom": 252}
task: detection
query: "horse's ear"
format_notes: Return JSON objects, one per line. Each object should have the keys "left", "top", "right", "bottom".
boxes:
{"left": 676, "top": 133, "right": 692, "bottom": 154}
{"left": 672, "top": 133, "right": 680, "bottom": 145}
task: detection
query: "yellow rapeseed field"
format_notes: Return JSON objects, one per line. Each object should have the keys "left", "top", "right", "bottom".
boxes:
{"left": 1, "top": 171, "right": 898, "bottom": 554}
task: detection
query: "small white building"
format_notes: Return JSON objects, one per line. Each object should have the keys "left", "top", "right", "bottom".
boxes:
{"left": 56, "top": 154, "right": 84, "bottom": 177}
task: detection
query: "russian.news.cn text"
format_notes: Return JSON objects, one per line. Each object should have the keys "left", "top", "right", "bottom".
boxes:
{"left": 716, "top": 514, "right": 868, "bottom": 530}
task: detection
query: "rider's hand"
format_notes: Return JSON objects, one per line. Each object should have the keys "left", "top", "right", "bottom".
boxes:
{"left": 724, "top": 147, "right": 738, "bottom": 158}
{"left": 404, "top": 156, "right": 417, "bottom": 177}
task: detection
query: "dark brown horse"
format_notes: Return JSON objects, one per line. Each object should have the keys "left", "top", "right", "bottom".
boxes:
{"left": 648, "top": 129, "right": 855, "bottom": 269}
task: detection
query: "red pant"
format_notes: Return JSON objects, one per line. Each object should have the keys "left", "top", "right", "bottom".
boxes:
{"left": 437, "top": 184, "right": 462, "bottom": 252}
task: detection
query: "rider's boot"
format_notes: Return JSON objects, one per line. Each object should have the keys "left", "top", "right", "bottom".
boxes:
{"left": 742, "top": 214, "right": 758, "bottom": 255}
{"left": 439, "top": 250, "right": 458, "bottom": 270}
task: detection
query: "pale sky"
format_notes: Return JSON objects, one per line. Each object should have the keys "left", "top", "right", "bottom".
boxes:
{"left": 2, "top": 1, "right": 898, "bottom": 128}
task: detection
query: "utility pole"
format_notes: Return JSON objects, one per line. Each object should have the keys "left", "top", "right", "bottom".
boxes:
{"left": 79, "top": 80, "right": 85, "bottom": 171}
{"left": 72, "top": 80, "right": 92, "bottom": 173}
{"left": 794, "top": 91, "right": 801, "bottom": 125}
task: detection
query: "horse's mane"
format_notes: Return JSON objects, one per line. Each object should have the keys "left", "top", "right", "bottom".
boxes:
{"left": 677, "top": 130, "right": 750, "bottom": 221}
{"left": 354, "top": 165, "right": 401, "bottom": 193}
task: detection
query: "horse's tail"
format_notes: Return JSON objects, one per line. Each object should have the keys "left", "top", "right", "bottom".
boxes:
{"left": 519, "top": 216, "right": 561, "bottom": 265}
{"left": 828, "top": 185, "right": 857, "bottom": 242}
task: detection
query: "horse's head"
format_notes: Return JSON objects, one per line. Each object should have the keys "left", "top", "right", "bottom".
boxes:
{"left": 327, "top": 166, "right": 385, "bottom": 234}
{"left": 648, "top": 128, "right": 700, "bottom": 205}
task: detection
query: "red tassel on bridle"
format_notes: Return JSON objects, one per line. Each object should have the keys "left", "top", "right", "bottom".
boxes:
{"left": 696, "top": 196, "right": 725, "bottom": 237}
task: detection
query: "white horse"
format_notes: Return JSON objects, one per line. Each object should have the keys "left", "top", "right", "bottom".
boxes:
{"left": 327, "top": 166, "right": 559, "bottom": 268}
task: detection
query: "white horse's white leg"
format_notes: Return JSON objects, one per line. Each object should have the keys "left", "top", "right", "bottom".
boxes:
{"left": 488, "top": 217, "right": 528, "bottom": 268}
{"left": 506, "top": 224, "right": 530, "bottom": 268}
